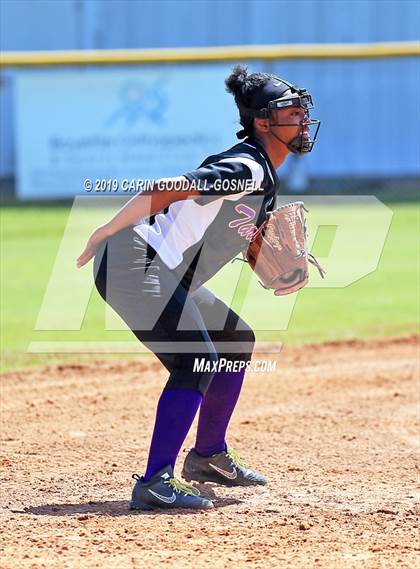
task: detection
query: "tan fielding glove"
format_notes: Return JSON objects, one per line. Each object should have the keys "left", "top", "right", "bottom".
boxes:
{"left": 244, "top": 201, "right": 326, "bottom": 296}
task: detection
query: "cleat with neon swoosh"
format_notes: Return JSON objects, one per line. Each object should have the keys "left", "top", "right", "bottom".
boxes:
{"left": 129, "top": 465, "right": 214, "bottom": 511}
{"left": 182, "top": 447, "right": 267, "bottom": 487}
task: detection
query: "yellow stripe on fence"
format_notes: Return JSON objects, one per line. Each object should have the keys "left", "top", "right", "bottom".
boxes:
{"left": 1, "top": 41, "right": 419, "bottom": 67}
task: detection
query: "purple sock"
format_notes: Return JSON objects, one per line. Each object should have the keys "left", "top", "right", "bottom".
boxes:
{"left": 194, "top": 369, "right": 246, "bottom": 457}
{"left": 143, "top": 388, "right": 203, "bottom": 481}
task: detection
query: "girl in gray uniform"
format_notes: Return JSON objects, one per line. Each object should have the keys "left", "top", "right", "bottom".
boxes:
{"left": 77, "top": 65, "right": 320, "bottom": 510}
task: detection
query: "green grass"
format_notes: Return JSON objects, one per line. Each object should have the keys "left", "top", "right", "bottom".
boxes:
{"left": 1, "top": 201, "right": 419, "bottom": 373}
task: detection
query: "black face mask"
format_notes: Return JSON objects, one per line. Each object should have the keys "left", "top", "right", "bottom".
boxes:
{"left": 267, "top": 105, "right": 321, "bottom": 154}
{"left": 235, "top": 77, "right": 321, "bottom": 154}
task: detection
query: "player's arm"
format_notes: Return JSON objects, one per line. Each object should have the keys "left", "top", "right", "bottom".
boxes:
{"left": 76, "top": 177, "right": 199, "bottom": 268}
{"left": 99, "top": 177, "right": 199, "bottom": 234}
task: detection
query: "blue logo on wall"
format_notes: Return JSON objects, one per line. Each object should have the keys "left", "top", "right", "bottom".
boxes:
{"left": 105, "top": 79, "right": 168, "bottom": 127}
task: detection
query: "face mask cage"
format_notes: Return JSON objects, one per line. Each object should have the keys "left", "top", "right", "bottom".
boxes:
{"left": 234, "top": 83, "right": 321, "bottom": 151}
{"left": 265, "top": 92, "right": 321, "bottom": 153}
{"left": 268, "top": 113, "right": 321, "bottom": 153}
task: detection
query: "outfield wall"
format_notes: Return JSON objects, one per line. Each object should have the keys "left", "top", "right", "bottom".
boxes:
{"left": 0, "top": 0, "right": 419, "bottom": 197}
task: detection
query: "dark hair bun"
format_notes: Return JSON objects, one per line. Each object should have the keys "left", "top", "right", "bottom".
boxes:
{"left": 225, "top": 64, "right": 248, "bottom": 98}
{"left": 225, "top": 65, "right": 274, "bottom": 139}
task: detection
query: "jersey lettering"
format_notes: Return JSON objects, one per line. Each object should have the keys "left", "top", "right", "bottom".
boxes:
{"left": 229, "top": 204, "right": 259, "bottom": 241}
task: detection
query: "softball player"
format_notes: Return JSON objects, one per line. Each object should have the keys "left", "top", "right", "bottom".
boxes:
{"left": 77, "top": 65, "right": 320, "bottom": 510}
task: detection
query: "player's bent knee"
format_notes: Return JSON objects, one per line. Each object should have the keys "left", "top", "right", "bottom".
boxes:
{"left": 221, "top": 325, "right": 256, "bottom": 363}
{"left": 243, "top": 327, "right": 256, "bottom": 349}
{"left": 164, "top": 350, "right": 219, "bottom": 396}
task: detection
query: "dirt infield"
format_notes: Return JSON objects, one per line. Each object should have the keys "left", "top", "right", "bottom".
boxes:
{"left": 1, "top": 337, "right": 419, "bottom": 569}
